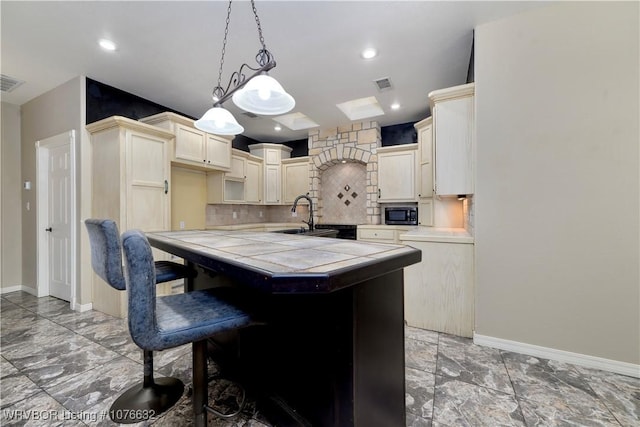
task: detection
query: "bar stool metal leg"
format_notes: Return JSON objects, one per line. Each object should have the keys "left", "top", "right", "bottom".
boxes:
{"left": 193, "top": 340, "right": 208, "bottom": 427}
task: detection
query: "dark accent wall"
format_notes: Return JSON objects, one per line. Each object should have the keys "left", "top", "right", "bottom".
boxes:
{"left": 466, "top": 32, "right": 475, "bottom": 83}
{"left": 381, "top": 122, "right": 418, "bottom": 146}
{"left": 87, "top": 78, "right": 417, "bottom": 154}
{"left": 86, "top": 78, "right": 189, "bottom": 124}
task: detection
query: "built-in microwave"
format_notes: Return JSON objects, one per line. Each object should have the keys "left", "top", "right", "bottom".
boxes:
{"left": 384, "top": 207, "right": 418, "bottom": 225}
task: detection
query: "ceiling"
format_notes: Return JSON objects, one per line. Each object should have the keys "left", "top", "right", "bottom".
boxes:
{"left": 1, "top": 1, "right": 544, "bottom": 143}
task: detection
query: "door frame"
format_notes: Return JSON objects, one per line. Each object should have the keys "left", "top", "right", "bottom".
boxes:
{"left": 36, "top": 130, "right": 77, "bottom": 307}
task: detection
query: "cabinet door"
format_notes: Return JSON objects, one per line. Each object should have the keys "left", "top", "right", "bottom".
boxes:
{"left": 125, "top": 130, "right": 170, "bottom": 232}
{"left": 418, "top": 124, "right": 433, "bottom": 199}
{"left": 403, "top": 241, "right": 474, "bottom": 337}
{"left": 227, "top": 155, "right": 245, "bottom": 180}
{"left": 174, "top": 124, "right": 206, "bottom": 165}
{"left": 264, "top": 148, "right": 280, "bottom": 165}
{"left": 434, "top": 96, "right": 474, "bottom": 195}
{"left": 264, "top": 165, "right": 281, "bottom": 204}
{"left": 205, "top": 134, "right": 232, "bottom": 170}
{"left": 418, "top": 200, "right": 433, "bottom": 226}
{"left": 245, "top": 159, "right": 263, "bottom": 203}
{"left": 282, "top": 161, "right": 309, "bottom": 203}
{"left": 378, "top": 150, "right": 416, "bottom": 202}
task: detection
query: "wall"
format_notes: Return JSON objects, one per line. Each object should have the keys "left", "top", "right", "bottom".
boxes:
{"left": 1, "top": 102, "right": 22, "bottom": 289}
{"left": 171, "top": 167, "right": 207, "bottom": 230}
{"left": 475, "top": 2, "right": 639, "bottom": 366}
{"left": 20, "top": 76, "right": 91, "bottom": 306}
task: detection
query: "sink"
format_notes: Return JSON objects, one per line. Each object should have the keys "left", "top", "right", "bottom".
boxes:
{"left": 272, "top": 228, "right": 338, "bottom": 238}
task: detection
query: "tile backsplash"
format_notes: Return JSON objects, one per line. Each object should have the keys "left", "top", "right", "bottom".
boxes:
{"left": 319, "top": 162, "right": 368, "bottom": 224}
{"left": 206, "top": 204, "right": 309, "bottom": 227}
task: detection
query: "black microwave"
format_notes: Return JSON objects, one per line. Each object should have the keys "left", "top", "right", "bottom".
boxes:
{"left": 385, "top": 207, "right": 418, "bottom": 225}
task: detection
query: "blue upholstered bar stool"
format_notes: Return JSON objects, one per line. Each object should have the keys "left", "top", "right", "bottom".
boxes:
{"left": 85, "top": 219, "right": 195, "bottom": 423}
{"left": 121, "top": 229, "right": 253, "bottom": 427}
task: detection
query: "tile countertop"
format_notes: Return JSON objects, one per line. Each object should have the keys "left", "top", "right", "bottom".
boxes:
{"left": 399, "top": 227, "right": 474, "bottom": 244}
{"left": 147, "top": 230, "right": 421, "bottom": 293}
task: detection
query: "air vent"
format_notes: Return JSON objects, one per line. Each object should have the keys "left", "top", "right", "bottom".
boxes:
{"left": 373, "top": 77, "right": 392, "bottom": 92}
{"left": 1, "top": 74, "right": 24, "bottom": 93}
{"left": 242, "top": 111, "right": 259, "bottom": 118}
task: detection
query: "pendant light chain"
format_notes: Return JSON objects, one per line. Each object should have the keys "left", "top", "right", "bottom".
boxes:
{"left": 251, "top": 0, "right": 271, "bottom": 67}
{"left": 251, "top": 0, "right": 267, "bottom": 51}
{"left": 214, "top": 0, "right": 234, "bottom": 101}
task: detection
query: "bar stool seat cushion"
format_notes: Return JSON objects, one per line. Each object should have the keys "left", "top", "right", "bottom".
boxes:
{"left": 123, "top": 229, "right": 253, "bottom": 352}
{"left": 131, "top": 288, "right": 252, "bottom": 351}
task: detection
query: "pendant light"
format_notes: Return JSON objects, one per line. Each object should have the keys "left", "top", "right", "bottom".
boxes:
{"left": 194, "top": 0, "right": 295, "bottom": 135}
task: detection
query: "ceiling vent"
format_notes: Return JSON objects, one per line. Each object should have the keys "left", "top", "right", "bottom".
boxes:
{"left": 1, "top": 74, "right": 24, "bottom": 93}
{"left": 242, "top": 111, "right": 259, "bottom": 118}
{"left": 373, "top": 77, "right": 392, "bottom": 92}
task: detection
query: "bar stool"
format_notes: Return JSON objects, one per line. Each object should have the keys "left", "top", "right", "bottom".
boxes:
{"left": 85, "top": 219, "right": 195, "bottom": 423}
{"left": 121, "top": 229, "right": 254, "bottom": 426}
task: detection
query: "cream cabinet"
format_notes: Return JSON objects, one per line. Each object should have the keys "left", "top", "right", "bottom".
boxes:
{"left": 415, "top": 117, "right": 434, "bottom": 226}
{"left": 428, "top": 83, "right": 475, "bottom": 196}
{"left": 140, "top": 112, "right": 232, "bottom": 172}
{"left": 357, "top": 225, "right": 412, "bottom": 244}
{"left": 249, "top": 143, "right": 292, "bottom": 205}
{"left": 87, "top": 116, "right": 173, "bottom": 317}
{"left": 207, "top": 150, "right": 263, "bottom": 204}
{"left": 377, "top": 145, "right": 418, "bottom": 202}
{"left": 282, "top": 157, "right": 310, "bottom": 204}
{"left": 401, "top": 239, "right": 474, "bottom": 337}
{"left": 245, "top": 159, "right": 263, "bottom": 204}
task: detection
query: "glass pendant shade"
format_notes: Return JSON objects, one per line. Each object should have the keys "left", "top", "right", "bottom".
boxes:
{"left": 232, "top": 74, "right": 295, "bottom": 115}
{"left": 194, "top": 106, "right": 244, "bottom": 135}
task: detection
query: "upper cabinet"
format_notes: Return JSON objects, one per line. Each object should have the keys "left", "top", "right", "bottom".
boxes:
{"left": 140, "top": 112, "right": 232, "bottom": 172}
{"left": 282, "top": 157, "right": 310, "bottom": 204}
{"left": 249, "top": 143, "right": 292, "bottom": 205}
{"left": 428, "top": 83, "right": 475, "bottom": 196}
{"left": 207, "top": 149, "right": 263, "bottom": 204}
{"left": 414, "top": 117, "right": 434, "bottom": 226}
{"left": 377, "top": 145, "right": 418, "bottom": 202}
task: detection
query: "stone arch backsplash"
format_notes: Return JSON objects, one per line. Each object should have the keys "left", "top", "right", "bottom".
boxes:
{"left": 307, "top": 121, "right": 381, "bottom": 225}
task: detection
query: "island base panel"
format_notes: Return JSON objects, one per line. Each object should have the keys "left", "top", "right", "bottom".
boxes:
{"left": 239, "top": 270, "right": 406, "bottom": 427}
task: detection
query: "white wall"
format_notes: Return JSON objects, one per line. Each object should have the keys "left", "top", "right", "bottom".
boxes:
{"left": 20, "top": 76, "right": 92, "bottom": 306}
{"left": 475, "top": 3, "right": 639, "bottom": 365}
{"left": 1, "top": 102, "right": 23, "bottom": 289}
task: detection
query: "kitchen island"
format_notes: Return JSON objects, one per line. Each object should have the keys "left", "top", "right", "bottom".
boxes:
{"left": 146, "top": 230, "right": 421, "bottom": 426}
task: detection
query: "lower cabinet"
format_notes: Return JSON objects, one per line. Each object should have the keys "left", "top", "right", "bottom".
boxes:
{"left": 357, "top": 226, "right": 412, "bottom": 244}
{"left": 402, "top": 240, "right": 474, "bottom": 337}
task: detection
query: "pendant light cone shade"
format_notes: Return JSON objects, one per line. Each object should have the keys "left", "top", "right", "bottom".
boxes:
{"left": 194, "top": 106, "right": 244, "bottom": 135}
{"left": 232, "top": 74, "right": 295, "bottom": 115}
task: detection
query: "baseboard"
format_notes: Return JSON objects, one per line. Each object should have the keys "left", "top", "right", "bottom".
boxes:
{"left": 74, "top": 301, "right": 93, "bottom": 312}
{"left": 474, "top": 333, "right": 640, "bottom": 378}
{"left": 1, "top": 285, "right": 38, "bottom": 296}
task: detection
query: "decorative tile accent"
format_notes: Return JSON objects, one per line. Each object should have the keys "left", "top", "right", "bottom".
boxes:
{"left": 308, "top": 121, "right": 381, "bottom": 224}
{"left": 337, "top": 192, "right": 344, "bottom": 199}
{"left": 344, "top": 200, "right": 351, "bottom": 206}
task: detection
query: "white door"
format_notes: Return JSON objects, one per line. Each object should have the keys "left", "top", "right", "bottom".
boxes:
{"left": 36, "top": 131, "right": 76, "bottom": 304}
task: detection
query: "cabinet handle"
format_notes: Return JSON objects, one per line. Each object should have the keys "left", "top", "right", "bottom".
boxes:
{"left": 164, "top": 180, "right": 168, "bottom": 194}
{"left": 378, "top": 188, "right": 381, "bottom": 198}
{"left": 45, "top": 227, "right": 52, "bottom": 232}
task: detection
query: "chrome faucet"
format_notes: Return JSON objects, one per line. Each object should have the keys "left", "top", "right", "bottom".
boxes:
{"left": 291, "top": 194, "right": 314, "bottom": 231}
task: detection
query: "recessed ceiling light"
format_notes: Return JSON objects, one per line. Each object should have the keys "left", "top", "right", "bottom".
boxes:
{"left": 99, "top": 39, "right": 117, "bottom": 51}
{"left": 274, "top": 125, "right": 282, "bottom": 131}
{"left": 390, "top": 103, "right": 400, "bottom": 110}
{"left": 361, "top": 48, "right": 377, "bottom": 59}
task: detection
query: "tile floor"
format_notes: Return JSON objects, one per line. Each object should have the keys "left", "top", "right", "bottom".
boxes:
{"left": 1, "top": 291, "right": 638, "bottom": 426}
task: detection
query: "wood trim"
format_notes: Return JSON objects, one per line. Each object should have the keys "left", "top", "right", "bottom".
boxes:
{"left": 86, "top": 116, "right": 175, "bottom": 139}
